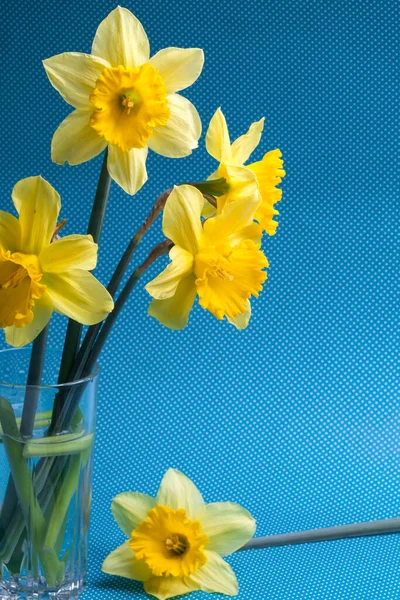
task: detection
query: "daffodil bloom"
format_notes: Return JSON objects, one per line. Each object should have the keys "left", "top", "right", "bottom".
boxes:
{"left": 102, "top": 469, "right": 256, "bottom": 600}
{"left": 145, "top": 185, "right": 268, "bottom": 331}
{"left": 43, "top": 7, "right": 204, "bottom": 195}
{"left": 0, "top": 176, "right": 114, "bottom": 347}
{"left": 206, "top": 108, "right": 285, "bottom": 235}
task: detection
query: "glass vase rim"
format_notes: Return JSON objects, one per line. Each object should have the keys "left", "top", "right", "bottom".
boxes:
{"left": 0, "top": 347, "right": 99, "bottom": 390}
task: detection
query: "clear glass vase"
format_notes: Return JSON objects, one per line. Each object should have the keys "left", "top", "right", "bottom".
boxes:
{"left": 0, "top": 347, "right": 98, "bottom": 600}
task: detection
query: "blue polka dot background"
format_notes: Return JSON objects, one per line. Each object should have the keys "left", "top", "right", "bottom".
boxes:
{"left": 1, "top": 0, "right": 399, "bottom": 598}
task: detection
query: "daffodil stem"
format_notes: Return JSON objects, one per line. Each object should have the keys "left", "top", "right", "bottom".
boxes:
{"left": 52, "top": 240, "right": 172, "bottom": 432}
{"left": 69, "top": 188, "right": 173, "bottom": 384}
{"left": 0, "top": 324, "right": 49, "bottom": 553}
{"left": 57, "top": 149, "right": 111, "bottom": 387}
{"left": 107, "top": 187, "right": 173, "bottom": 297}
{"left": 87, "top": 149, "right": 111, "bottom": 244}
{"left": 57, "top": 322, "right": 82, "bottom": 386}
{"left": 0, "top": 398, "right": 63, "bottom": 585}
{"left": 239, "top": 518, "right": 400, "bottom": 551}
{"left": 20, "top": 324, "right": 49, "bottom": 437}
{"left": 86, "top": 239, "right": 173, "bottom": 370}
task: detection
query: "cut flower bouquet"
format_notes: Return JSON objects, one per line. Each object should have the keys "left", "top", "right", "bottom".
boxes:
{"left": 0, "top": 7, "right": 284, "bottom": 599}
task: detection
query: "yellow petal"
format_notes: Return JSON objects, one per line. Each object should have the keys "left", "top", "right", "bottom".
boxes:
{"left": 107, "top": 145, "right": 148, "bottom": 195}
{"left": 102, "top": 541, "right": 152, "bottom": 582}
{"left": 149, "top": 47, "right": 204, "bottom": 94}
{"left": 144, "top": 576, "right": 198, "bottom": 600}
{"left": 51, "top": 110, "right": 107, "bottom": 166}
{"left": 162, "top": 185, "right": 204, "bottom": 254}
{"left": 148, "top": 94, "right": 201, "bottom": 158}
{"left": 12, "top": 176, "right": 61, "bottom": 255}
{"left": 206, "top": 107, "right": 231, "bottom": 163}
{"left": 188, "top": 551, "right": 238, "bottom": 596}
{"left": 4, "top": 292, "right": 53, "bottom": 348}
{"left": 92, "top": 7, "right": 150, "bottom": 68}
{"left": 213, "top": 163, "right": 258, "bottom": 214}
{"left": 156, "top": 468, "right": 205, "bottom": 520}
{"left": 44, "top": 270, "right": 113, "bottom": 325}
{"left": 0, "top": 211, "right": 21, "bottom": 252}
{"left": 39, "top": 235, "right": 98, "bottom": 273}
{"left": 227, "top": 301, "right": 252, "bottom": 330}
{"left": 111, "top": 492, "right": 156, "bottom": 537}
{"left": 201, "top": 501, "right": 256, "bottom": 555}
{"left": 204, "top": 195, "right": 260, "bottom": 247}
{"left": 201, "top": 196, "right": 217, "bottom": 220}
{"left": 148, "top": 275, "right": 196, "bottom": 331}
{"left": 146, "top": 246, "right": 194, "bottom": 300}
{"left": 43, "top": 52, "right": 110, "bottom": 110}
{"left": 227, "top": 223, "right": 263, "bottom": 249}
{"left": 230, "top": 118, "right": 264, "bottom": 165}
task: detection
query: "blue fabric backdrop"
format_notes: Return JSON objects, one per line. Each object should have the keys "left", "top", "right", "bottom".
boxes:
{"left": 1, "top": 0, "right": 399, "bottom": 598}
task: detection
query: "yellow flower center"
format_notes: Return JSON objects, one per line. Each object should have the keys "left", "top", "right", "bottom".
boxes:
{"left": 90, "top": 64, "right": 170, "bottom": 152}
{"left": 129, "top": 505, "right": 208, "bottom": 578}
{"left": 0, "top": 251, "right": 45, "bottom": 329}
{"left": 194, "top": 241, "right": 268, "bottom": 320}
{"left": 165, "top": 533, "right": 188, "bottom": 555}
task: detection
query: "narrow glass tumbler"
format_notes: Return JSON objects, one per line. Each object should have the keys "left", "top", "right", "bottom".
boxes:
{"left": 0, "top": 347, "right": 98, "bottom": 600}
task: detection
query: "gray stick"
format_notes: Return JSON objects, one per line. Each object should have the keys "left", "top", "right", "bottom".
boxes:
{"left": 239, "top": 518, "right": 400, "bottom": 550}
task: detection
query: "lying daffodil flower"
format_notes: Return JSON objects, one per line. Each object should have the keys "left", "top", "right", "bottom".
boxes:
{"left": 43, "top": 7, "right": 204, "bottom": 196}
{"left": 102, "top": 468, "right": 256, "bottom": 600}
{"left": 206, "top": 108, "right": 285, "bottom": 235}
{"left": 145, "top": 185, "right": 268, "bottom": 330}
{"left": 0, "top": 176, "right": 114, "bottom": 347}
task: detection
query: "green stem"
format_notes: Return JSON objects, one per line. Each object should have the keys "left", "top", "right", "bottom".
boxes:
{"left": 57, "top": 322, "right": 82, "bottom": 387}
{"left": 20, "top": 325, "right": 49, "bottom": 437}
{"left": 44, "top": 441, "right": 93, "bottom": 552}
{"left": 23, "top": 433, "right": 93, "bottom": 459}
{"left": 44, "top": 454, "right": 82, "bottom": 549}
{"left": 55, "top": 240, "right": 172, "bottom": 431}
{"left": 0, "top": 325, "right": 49, "bottom": 561}
{"left": 68, "top": 187, "right": 173, "bottom": 389}
{"left": 0, "top": 397, "right": 63, "bottom": 585}
{"left": 57, "top": 149, "right": 111, "bottom": 388}
{"left": 0, "top": 410, "right": 86, "bottom": 562}
{"left": 87, "top": 149, "right": 112, "bottom": 243}
{"left": 88, "top": 240, "right": 173, "bottom": 369}
{"left": 0, "top": 410, "right": 53, "bottom": 436}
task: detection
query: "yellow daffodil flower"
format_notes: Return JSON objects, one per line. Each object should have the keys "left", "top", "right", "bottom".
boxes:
{"left": 102, "top": 468, "right": 256, "bottom": 600}
{"left": 0, "top": 176, "right": 114, "bottom": 347}
{"left": 145, "top": 185, "right": 268, "bottom": 331}
{"left": 43, "top": 7, "right": 204, "bottom": 196}
{"left": 206, "top": 108, "right": 285, "bottom": 235}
